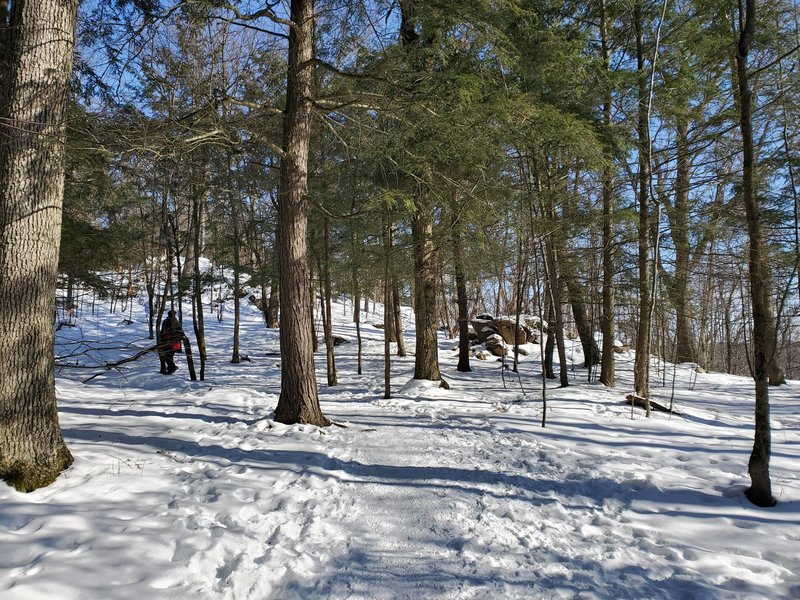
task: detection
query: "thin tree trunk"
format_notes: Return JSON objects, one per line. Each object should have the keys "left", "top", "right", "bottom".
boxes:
{"left": 260, "top": 282, "right": 270, "bottom": 328}
{"left": 543, "top": 241, "right": 569, "bottom": 387}
{"left": 670, "top": 112, "right": 698, "bottom": 363}
{"left": 266, "top": 220, "right": 280, "bottom": 328}
{"left": 354, "top": 288, "right": 363, "bottom": 376}
{"left": 231, "top": 164, "right": 241, "bottom": 364}
{"left": 167, "top": 212, "right": 185, "bottom": 322}
{"left": 452, "top": 210, "right": 471, "bottom": 372}
{"left": 142, "top": 200, "right": 158, "bottom": 338}
{"left": 543, "top": 292, "right": 556, "bottom": 379}
{"left": 600, "top": 0, "right": 616, "bottom": 387}
{"left": 562, "top": 260, "right": 601, "bottom": 368}
{"left": 322, "top": 217, "right": 337, "bottom": 386}
{"left": 392, "top": 283, "right": 407, "bottom": 356}
{"left": 512, "top": 239, "right": 528, "bottom": 374}
{"left": 192, "top": 186, "right": 207, "bottom": 380}
{"left": 274, "top": 0, "right": 328, "bottom": 426}
{"left": 534, "top": 246, "right": 548, "bottom": 427}
{"left": 736, "top": 0, "right": 776, "bottom": 507}
{"left": 351, "top": 226, "right": 363, "bottom": 375}
{"left": 65, "top": 275, "right": 74, "bottom": 312}
{"left": 633, "top": 0, "right": 653, "bottom": 413}
{"left": 384, "top": 213, "right": 392, "bottom": 399}
{"left": 0, "top": 0, "right": 76, "bottom": 491}
{"left": 267, "top": 281, "right": 279, "bottom": 327}
{"left": 722, "top": 285, "right": 735, "bottom": 374}
{"left": 309, "top": 262, "right": 319, "bottom": 353}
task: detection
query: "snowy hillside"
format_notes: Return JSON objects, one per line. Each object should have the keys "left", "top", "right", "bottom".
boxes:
{"left": 1, "top": 293, "right": 799, "bottom": 599}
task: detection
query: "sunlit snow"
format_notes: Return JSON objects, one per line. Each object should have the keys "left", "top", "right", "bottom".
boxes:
{"left": 1, "top": 291, "right": 798, "bottom": 599}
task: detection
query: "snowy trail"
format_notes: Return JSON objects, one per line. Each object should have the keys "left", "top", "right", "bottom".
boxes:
{"left": 1, "top": 298, "right": 799, "bottom": 599}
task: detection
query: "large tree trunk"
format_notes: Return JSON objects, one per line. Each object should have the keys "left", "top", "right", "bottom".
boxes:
{"left": 0, "top": 0, "right": 76, "bottom": 491}
{"left": 412, "top": 202, "right": 441, "bottom": 381}
{"left": 633, "top": 1, "right": 653, "bottom": 411}
{"left": 274, "top": 0, "right": 329, "bottom": 426}
{"left": 737, "top": 0, "right": 775, "bottom": 507}
{"left": 400, "top": 0, "right": 440, "bottom": 382}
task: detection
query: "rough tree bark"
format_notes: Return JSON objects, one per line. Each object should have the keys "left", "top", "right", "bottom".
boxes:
{"left": 274, "top": 0, "right": 329, "bottom": 426}
{"left": 412, "top": 201, "right": 442, "bottom": 381}
{"left": 736, "top": 0, "right": 776, "bottom": 507}
{"left": 0, "top": 0, "right": 77, "bottom": 491}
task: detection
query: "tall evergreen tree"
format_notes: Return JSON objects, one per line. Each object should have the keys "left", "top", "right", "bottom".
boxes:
{"left": 274, "top": 0, "right": 330, "bottom": 426}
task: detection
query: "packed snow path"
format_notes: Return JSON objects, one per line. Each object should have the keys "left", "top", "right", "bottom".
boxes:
{"left": 1, "top": 298, "right": 798, "bottom": 599}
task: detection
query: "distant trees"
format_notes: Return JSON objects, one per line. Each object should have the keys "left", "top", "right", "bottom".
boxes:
{"left": 60, "top": 0, "right": 799, "bottom": 388}
{"left": 0, "top": 0, "right": 77, "bottom": 491}
{"left": 10, "top": 0, "right": 792, "bottom": 498}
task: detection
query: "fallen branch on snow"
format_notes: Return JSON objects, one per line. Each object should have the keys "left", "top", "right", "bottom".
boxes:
{"left": 625, "top": 394, "right": 682, "bottom": 416}
{"left": 81, "top": 345, "right": 158, "bottom": 383}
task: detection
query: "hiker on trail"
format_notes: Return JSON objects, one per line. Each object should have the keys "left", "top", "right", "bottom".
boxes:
{"left": 159, "top": 310, "right": 185, "bottom": 375}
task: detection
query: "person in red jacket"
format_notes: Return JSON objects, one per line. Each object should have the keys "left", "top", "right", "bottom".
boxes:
{"left": 159, "top": 310, "right": 184, "bottom": 375}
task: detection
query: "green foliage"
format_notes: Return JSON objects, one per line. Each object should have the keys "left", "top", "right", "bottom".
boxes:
{"left": 60, "top": 104, "right": 135, "bottom": 283}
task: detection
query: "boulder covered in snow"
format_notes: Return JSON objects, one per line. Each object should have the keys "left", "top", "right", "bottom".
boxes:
{"left": 485, "top": 334, "right": 508, "bottom": 357}
{"left": 470, "top": 318, "right": 498, "bottom": 343}
{"left": 492, "top": 318, "right": 529, "bottom": 345}
{"left": 522, "top": 315, "right": 548, "bottom": 337}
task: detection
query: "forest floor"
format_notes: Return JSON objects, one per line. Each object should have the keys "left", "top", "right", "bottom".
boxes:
{"left": 1, "top": 293, "right": 799, "bottom": 599}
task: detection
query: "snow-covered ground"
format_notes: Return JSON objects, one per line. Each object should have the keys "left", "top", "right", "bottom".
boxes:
{"left": 2, "top": 292, "right": 799, "bottom": 599}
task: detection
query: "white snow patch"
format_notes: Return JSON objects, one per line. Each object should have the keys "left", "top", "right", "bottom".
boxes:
{"left": 1, "top": 292, "right": 798, "bottom": 599}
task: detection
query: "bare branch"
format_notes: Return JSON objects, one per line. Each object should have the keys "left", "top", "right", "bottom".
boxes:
{"left": 221, "top": 2, "right": 296, "bottom": 34}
